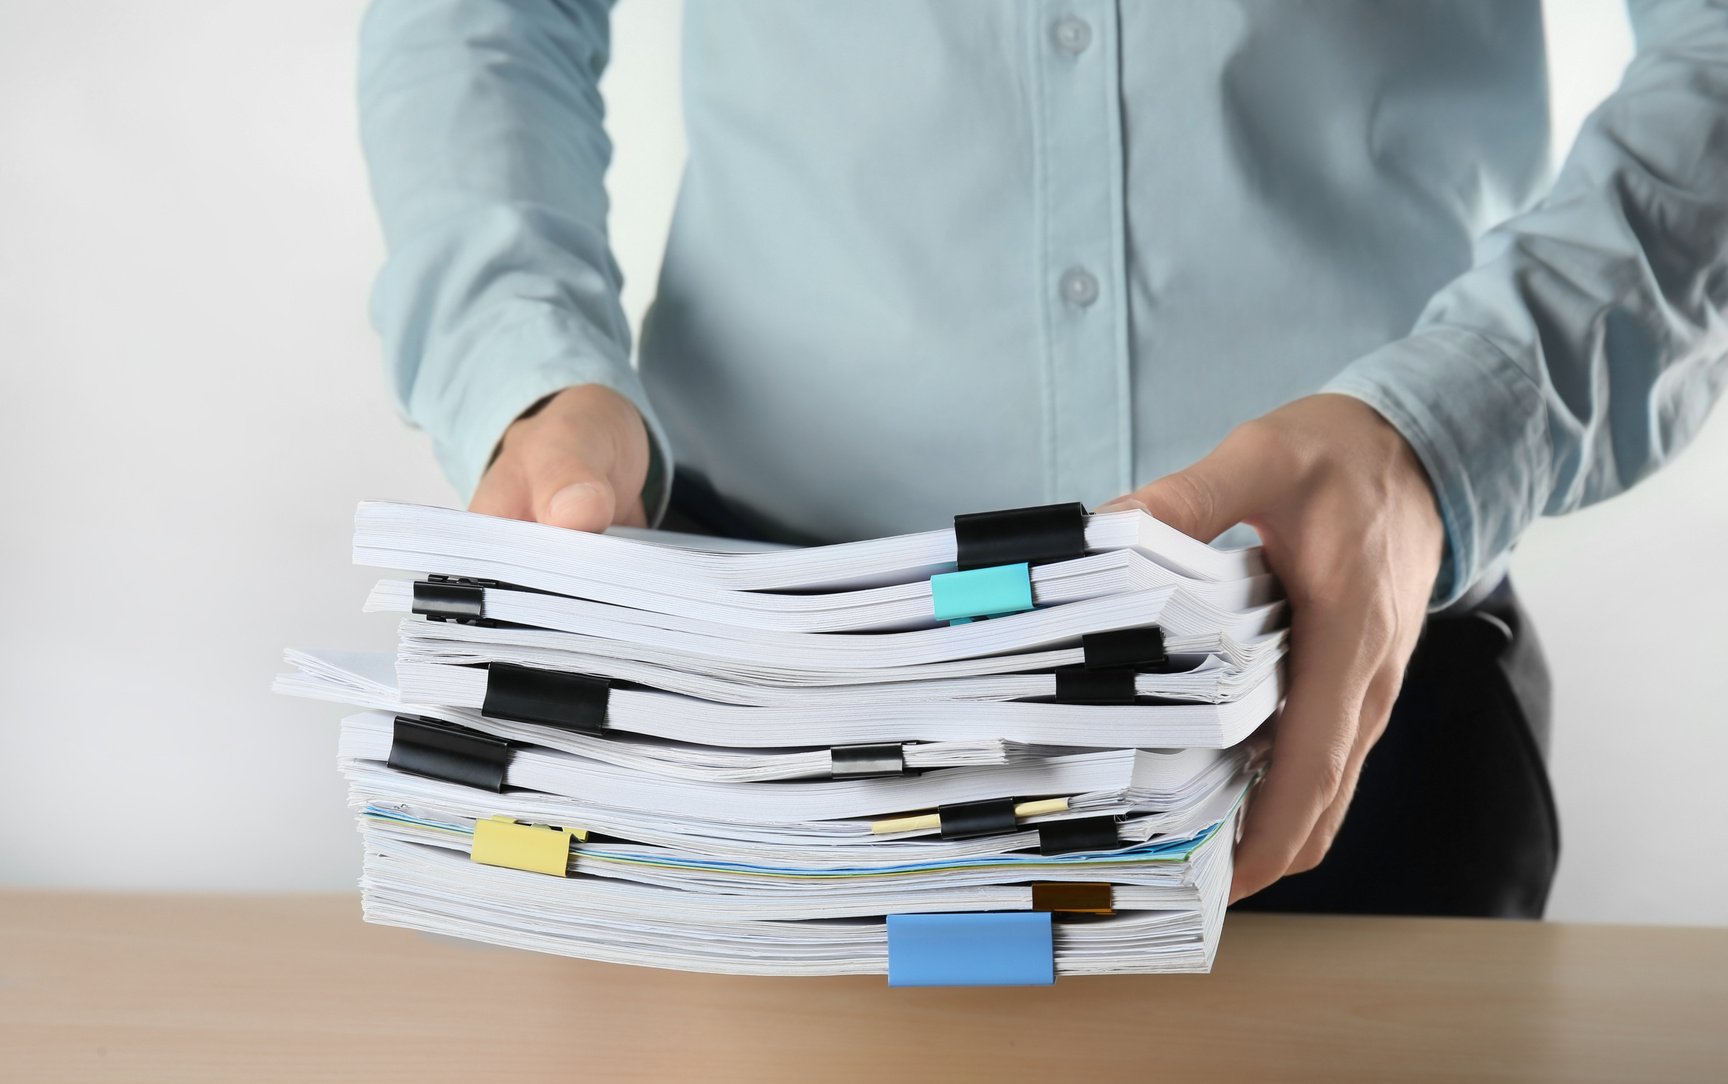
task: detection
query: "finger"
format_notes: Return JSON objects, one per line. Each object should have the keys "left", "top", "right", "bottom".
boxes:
{"left": 1094, "top": 422, "right": 1285, "bottom": 543}
{"left": 536, "top": 473, "right": 618, "bottom": 532}
{"left": 469, "top": 462, "right": 531, "bottom": 521}
{"left": 508, "top": 421, "right": 621, "bottom": 532}
{"left": 1228, "top": 597, "right": 1380, "bottom": 902}
{"left": 1285, "top": 723, "right": 1372, "bottom": 878}
{"left": 614, "top": 492, "right": 650, "bottom": 530}
{"left": 1286, "top": 582, "right": 1426, "bottom": 874}
{"left": 473, "top": 447, "right": 616, "bottom": 530}
{"left": 1288, "top": 655, "right": 1406, "bottom": 873}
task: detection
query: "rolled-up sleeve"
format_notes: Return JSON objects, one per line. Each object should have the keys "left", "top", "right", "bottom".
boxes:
{"left": 358, "top": 0, "right": 673, "bottom": 516}
{"left": 1325, "top": 0, "right": 1728, "bottom": 608}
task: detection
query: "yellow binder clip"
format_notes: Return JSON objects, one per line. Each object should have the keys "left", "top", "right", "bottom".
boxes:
{"left": 470, "top": 815, "right": 585, "bottom": 877}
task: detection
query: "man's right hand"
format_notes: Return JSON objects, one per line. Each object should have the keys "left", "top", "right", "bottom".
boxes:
{"left": 469, "top": 384, "right": 652, "bottom": 531}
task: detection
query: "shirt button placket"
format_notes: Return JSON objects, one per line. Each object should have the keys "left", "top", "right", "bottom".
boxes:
{"left": 1036, "top": 1, "right": 1127, "bottom": 504}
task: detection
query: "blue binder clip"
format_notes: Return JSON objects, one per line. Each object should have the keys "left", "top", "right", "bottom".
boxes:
{"left": 886, "top": 912, "right": 1055, "bottom": 987}
{"left": 929, "top": 563, "right": 1034, "bottom": 622}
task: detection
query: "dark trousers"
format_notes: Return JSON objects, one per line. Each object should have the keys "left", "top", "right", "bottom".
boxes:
{"left": 663, "top": 477, "right": 1562, "bottom": 920}
{"left": 1233, "top": 577, "right": 1560, "bottom": 919}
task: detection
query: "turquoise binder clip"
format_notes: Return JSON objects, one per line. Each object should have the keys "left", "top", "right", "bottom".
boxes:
{"left": 929, "top": 563, "right": 1034, "bottom": 622}
{"left": 886, "top": 912, "right": 1055, "bottom": 987}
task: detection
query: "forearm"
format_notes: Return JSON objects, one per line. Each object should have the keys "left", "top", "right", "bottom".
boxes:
{"left": 1325, "top": 0, "right": 1728, "bottom": 606}
{"left": 358, "top": 0, "right": 672, "bottom": 514}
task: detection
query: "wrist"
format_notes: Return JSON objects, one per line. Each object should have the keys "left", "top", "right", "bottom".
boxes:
{"left": 1319, "top": 329, "right": 1549, "bottom": 609}
{"left": 1298, "top": 391, "right": 1448, "bottom": 596}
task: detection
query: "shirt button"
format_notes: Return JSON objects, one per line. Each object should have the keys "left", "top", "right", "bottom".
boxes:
{"left": 1060, "top": 268, "right": 1100, "bottom": 307}
{"left": 1051, "top": 16, "right": 1092, "bottom": 55}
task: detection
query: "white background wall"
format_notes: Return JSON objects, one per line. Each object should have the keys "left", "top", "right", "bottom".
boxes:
{"left": 1, "top": 1, "right": 1721, "bottom": 924}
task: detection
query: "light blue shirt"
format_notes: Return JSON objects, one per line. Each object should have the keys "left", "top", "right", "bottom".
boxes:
{"left": 359, "top": 1, "right": 1728, "bottom": 608}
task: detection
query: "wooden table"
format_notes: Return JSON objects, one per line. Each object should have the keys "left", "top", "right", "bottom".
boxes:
{"left": 2, "top": 891, "right": 1723, "bottom": 1082}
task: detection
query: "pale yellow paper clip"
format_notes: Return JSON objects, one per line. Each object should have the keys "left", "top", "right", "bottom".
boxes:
{"left": 870, "top": 797, "right": 1070, "bottom": 836}
{"left": 470, "top": 815, "right": 586, "bottom": 876}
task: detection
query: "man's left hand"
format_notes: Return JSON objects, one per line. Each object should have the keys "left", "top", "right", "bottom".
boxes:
{"left": 1095, "top": 393, "right": 1445, "bottom": 902}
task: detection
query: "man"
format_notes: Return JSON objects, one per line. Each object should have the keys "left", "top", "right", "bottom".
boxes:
{"left": 357, "top": 1, "right": 1728, "bottom": 916}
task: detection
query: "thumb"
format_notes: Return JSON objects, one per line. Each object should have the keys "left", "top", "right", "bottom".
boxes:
{"left": 471, "top": 449, "right": 618, "bottom": 531}
{"left": 535, "top": 469, "right": 618, "bottom": 533}
{"left": 1094, "top": 426, "right": 1274, "bottom": 543}
{"left": 471, "top": 384, "right": 648, "bottom": 532}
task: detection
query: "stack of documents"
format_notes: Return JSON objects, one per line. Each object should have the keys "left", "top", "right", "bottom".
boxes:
{"left": 278, "top": 500, "right": 1284, "bottom": 984}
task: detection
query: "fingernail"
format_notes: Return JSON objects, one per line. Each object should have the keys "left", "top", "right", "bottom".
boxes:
{"left": 1093, "top": 497, "right": 1146, "bottom": 515}
{"left": 547, "top": 482, "right": 605, "bottom": 521}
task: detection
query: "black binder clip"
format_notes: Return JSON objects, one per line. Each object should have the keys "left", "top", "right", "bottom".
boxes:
{"left": 953, "top": 502, "right": 1088, "bottom": 571}
{"left": 387, "top": 715, "right": 512, "bottom": 792}
{"left": 829, "top": 742, "right": 910, "bottom": 780}
{"left": 481, "top": 663, "right": 610, "bottom": 734}
{"left": 411, "top": 574, "right": 496, "bottom": 626}
{"left": 1055, "top": 626, "right": 1173, "bottom": 703}
{"left": 937, "top": 797, "right": 1021, "bottom": 841}
{"left": 1036, "top": 816, "right": 1120, "bottom": 856}
{"left": 1054, "top": 668, "right": 1138, "bottom": 705}
{"left": 1081, "top": 626, "right": 1169, "bottom": 672}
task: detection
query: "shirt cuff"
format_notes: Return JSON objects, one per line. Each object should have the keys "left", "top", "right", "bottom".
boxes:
{"left": 428, "top": 313, "right": 675, "bottom": 525}
{"left": 1321, "top": 327, "right": 1551, "bottom": 611}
